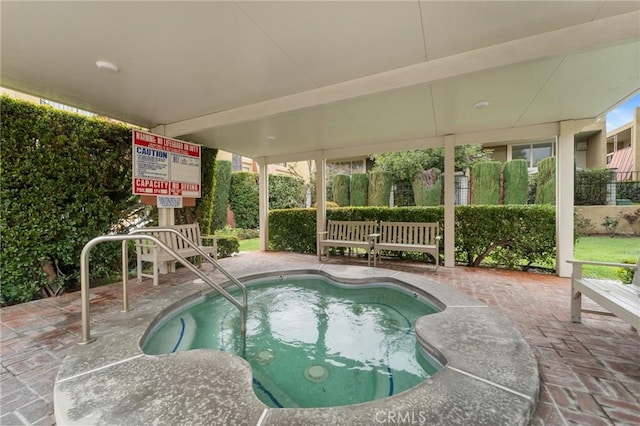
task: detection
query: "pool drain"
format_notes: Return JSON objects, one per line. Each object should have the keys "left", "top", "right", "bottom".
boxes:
{"left": 304, "top": 364, "right": 329, "bottom": 383}
{"left": 254, "top": 349, "right": 275, "bottom": 365}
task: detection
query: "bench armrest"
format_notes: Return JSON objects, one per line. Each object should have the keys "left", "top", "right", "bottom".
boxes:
{"left": 318, "top": 231, "right": 328, "bottom": 236}
{"left": 567, "top": 259, "right": 638, "bottom": 269}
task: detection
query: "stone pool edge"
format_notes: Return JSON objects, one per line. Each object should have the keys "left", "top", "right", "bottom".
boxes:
{"left": 54, "top": 257, "right": 539, "bottom": 426}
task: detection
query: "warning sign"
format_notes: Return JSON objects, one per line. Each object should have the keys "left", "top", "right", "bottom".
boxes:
{"left": 132, "top": 130, "right": 201, "bottom": 197}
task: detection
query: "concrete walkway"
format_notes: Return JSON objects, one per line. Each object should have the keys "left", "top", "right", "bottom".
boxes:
{"left": 1, "top": 252, "right": 639, "bottom": 425}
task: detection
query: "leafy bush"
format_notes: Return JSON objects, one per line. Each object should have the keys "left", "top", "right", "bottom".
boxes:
{"left": 616, "top": 259, "right": 638, "bottom": 284}
{"left": 212, "top": 160, "right": 232, "bottom": 231}
{"left": 216, "top": 236, "right": 239, "bottom": 259}
{"left": 269, "top": 175, "right": 305, "bottom": 209}
{"left": 502, "top": 159, "right": 528, "bottom": 204}
{"left": 575, "top": 168, "right": 612, "bottom": 206}
{"left": 368, "top": 171, "right": 391, "bottom": 206}
{"left": 332, "top": 174, "right": 350, "bottom": 206}
{"left": 535, "top": 157, "right": 555, "bottom": 205}
{"left": 350, "top": 173, "right": 369, "bottom": 206}
{"left": 229, "top": 172, "right": 259, "bottom": 229}
{"left": 455, "top": 205, "right": 556, "bottom": 268}
{"left": 269, "top": 208, "right": 318, "bottom": 253}
{"left": 471, "top": 161, "right": 501, "bottom": 204}
{"left": 1, "top": 96, "right": 138, "bottom": 304}
{"left": 617, "top": 180, "right": 640, "bottom": 203}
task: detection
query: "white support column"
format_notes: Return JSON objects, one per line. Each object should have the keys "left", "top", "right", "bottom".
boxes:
{"left": 443, "top": 135, "right": 456, "bottom": 268}
{"left": 257, "top": 159, "right": 269, "bottom": 251}
{"left": 557, "top": 121, "right": 578, "bottom": 277}
{"left": 315, "top": 153, "right": 327, "bottom": 244}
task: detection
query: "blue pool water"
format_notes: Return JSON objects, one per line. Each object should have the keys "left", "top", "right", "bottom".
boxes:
{"left": 143, "top": 275, "right": 442, "bottom": 408}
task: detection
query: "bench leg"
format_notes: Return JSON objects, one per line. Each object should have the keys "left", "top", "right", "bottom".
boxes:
{"left": 571, "top": 284, "right": 582, "bottom": 323}
{"left": 137, "top": 254, "right": 143, "bottom": 283}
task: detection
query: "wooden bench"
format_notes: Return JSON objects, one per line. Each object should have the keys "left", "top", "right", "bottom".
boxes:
{"left": 135, "top": 223, "right": 217, "bottom": 286}
{"left": 318, "top": 220, "right": 377, "bottom": 266}
{"left": 373, "top": 221, "right": 440, "bottom": 269}
{"left": 568, "top": 259, "right": 639, "bottom": 330}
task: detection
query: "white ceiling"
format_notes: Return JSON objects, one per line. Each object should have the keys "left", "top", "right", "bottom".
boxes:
{"left": 2, "top": 1, "right": 639, "bottom": 161}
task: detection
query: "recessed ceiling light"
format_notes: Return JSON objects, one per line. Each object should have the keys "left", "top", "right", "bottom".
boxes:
{"left": 473, "top": 100, "right": 489, "bottom": 109}
{"left": 266, "top": 136, "right": 276, "bottom": 141}
{"left": 96, "top": 60, "right": 119, "bottom": 73}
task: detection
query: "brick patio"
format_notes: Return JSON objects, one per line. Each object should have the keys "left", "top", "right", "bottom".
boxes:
{"left": 1, "top": 252, "right": 638, "bottom": 425}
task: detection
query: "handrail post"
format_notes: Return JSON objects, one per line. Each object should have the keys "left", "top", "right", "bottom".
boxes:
{"left": 79, "top": 241, "right": 96, "bottom": 345}
{"left": 121, "top": 240, "right": 130, "bottom": 313}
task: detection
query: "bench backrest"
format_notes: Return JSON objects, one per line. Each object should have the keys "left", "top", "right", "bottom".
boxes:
{"left": 379, "top": 221, "right": 439, "bottom": 245}
{"left": 326, "top": 220, "right": 377, "bottom": 242}
{"left": 135, "top": 223, "right": 202, "bottom": 254}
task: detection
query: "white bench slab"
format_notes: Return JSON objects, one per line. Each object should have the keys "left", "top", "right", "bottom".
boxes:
{"left": 568, "top": 259, "right": 639, "bottom": 330}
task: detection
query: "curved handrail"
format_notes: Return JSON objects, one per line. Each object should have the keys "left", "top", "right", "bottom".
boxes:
{"left": 128, "top": 227, "right": 248, "bottom": 314}
{"left": 79, "top": 233, "right": 247, "bottom": 356}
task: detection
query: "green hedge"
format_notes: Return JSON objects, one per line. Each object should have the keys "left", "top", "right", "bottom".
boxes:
{"left": 229, "top": 172, "right": 259, "bottom": 229}
{"left": 212, "top": 160, "right": 232, "bottom": 231}
{"left": 269, "top": 175, "right": 305, "bottom": 209}
{"left": 216, "top": 236, "right": 239, "bottom": 258}
{"left": 574, "top": 168, "right": 611, "bottom": 206}
{"left": 350, "top": 173, "right": 369, "bottom": 206}
{"left": 0, "top": 96, "right": 137, "bottom": 304}
{"left": 502, "top": 159, "right": 529, "bottom": 205}
{"left": 368, "top": 171, "right": 391, "bottom": 206}
{"left": 471, "top": 161, "right": 501, "bottom": 204}
{"left": 536, "top": 157, "right": 555, "bottom": 205}
{"left": 617, "top": 180, "right": 640, "bottom": 203}
{"left": 269, "top": 205, "right": 556, "bottom": 270}
{"left": 332, "top": 174, "right": 350, "bottom": 206}
{"left": 412, "top": 168, "right": 442, "bottom": 206}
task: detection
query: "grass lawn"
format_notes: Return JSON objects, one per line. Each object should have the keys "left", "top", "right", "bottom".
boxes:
{"left": 574, "top": 235, "right": 640, "bottom": 280}
{"left": 238, "top": 238, "right": 259, "bottom": 252}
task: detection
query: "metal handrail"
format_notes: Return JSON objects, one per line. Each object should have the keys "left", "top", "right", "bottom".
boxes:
{"left": 79, "top": 232, "right": 247, "bottom": 356}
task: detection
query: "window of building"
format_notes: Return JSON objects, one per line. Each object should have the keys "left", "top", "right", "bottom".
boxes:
{"left": 511, "top": 141, "right": 555, "bottom": 168}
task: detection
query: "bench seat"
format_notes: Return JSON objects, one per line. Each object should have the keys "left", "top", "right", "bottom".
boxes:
{"left": 318, "top": 220, "right": 377, "bottom": 266}
{"left": 135, "top": 223, "right": 217, "bottom": 286}
{"left": 568, "top": 259, "right": 639, "bottom": 330}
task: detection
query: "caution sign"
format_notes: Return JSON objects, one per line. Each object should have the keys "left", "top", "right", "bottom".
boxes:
{"left": 132, "top": 130, "right": 201, "bottom": 197}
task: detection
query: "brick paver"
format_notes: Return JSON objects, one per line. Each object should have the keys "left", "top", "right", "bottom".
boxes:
{"left": 1, "top": 252, "right": 638, "bottom": 425}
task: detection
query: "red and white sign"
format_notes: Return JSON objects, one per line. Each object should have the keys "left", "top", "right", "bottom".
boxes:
{"left": 132, "top": 130, "right": 201, "bottom": 198}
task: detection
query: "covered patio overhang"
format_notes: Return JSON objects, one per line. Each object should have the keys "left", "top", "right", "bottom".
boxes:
{"left": 2, "top": 1, "right": 639, "bottom": 277}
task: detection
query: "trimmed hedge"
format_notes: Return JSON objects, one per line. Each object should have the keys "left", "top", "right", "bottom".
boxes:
{"left": 1, "top": 96, "right": 137, "bottom": 304}
{"left": 269, "top": 175, "right": 305, "bottom": 209}
{"left": 350, "top": 173, "right": 369, "bottom": 206}
{"left": 412, "top": 168, "right": 442, "bottom": 206}
{"left": 368, "top": 171, "right": 391, "bottom": 206}
{"left": 502, "top": 159, "right": 529, "bottom": 205}
{"left": 216, "top": 236, "right": 239, "bottom": 258}
{"left": 471, "top": 161, "right": 501, "bottom": 204}
{"left": 212, "top": 160, "right": 232, "bottom": 231}
{"left": 536, "top": 157, "right": 555, "bottom": 205}
{"left": 574, "top": 168, "right": 611, "bottom": 206}
{"left": 229, "top": 172, "right": 259, "bottom": 229}
{"left": 269, "top": 205, "right": 556, "bottom": 270}
{"left": 617, "top": 180, "right": 640, "bottom": 203}
{"left": 332, "top": 174, "right": 350, "bottom": 206}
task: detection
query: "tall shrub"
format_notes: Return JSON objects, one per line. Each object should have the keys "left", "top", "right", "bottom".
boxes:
{"left": 332, "top": 174, "right": 350, "bottom": 207}
{"left": 471, "top": 161, "right": 501, "bottom": 204}
{"left": 229, "top": 172, "right": 259, "bottom": 229}
{"left": 535, "top": 157, "right": 555, "bottom": 205}
{"left": 412, "top": 168, "right": 442, "bottom": 206}
{"left": 269, "top": 175, "right": 305, "bottom": 209}
{"left": 176, "top": 146, "right": 218, "bottom": 235}
{"left": 350, "top": 173, "right": 369, "bottom": 206}
{"left": 574, "top": 168, "right": 612, "bottom": 206}
{"left": 0, "top": 96, "right": 136, "bottom": 304}
{"left": 369, "top": 171, "right": 391, "bottom": 206}
{"left": 502, "top": 159, "right": 529, "bottom": 205}
{"left": 212, "top": 160, "right": 232, "bottom": 231}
